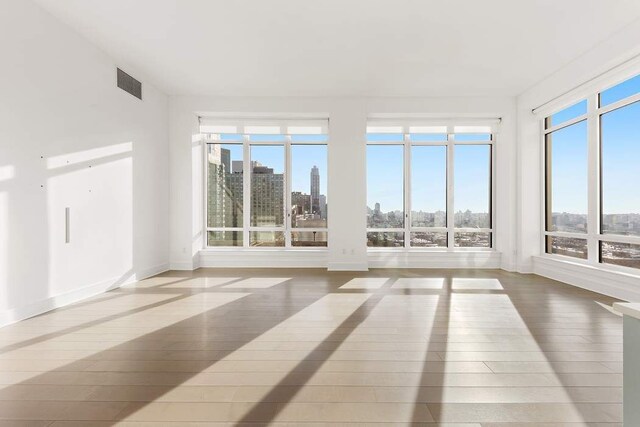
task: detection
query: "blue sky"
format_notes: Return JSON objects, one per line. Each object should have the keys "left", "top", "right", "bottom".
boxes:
{"left": 549, "top": 121, "right": 588, "bottom": 215}
{"left": 411, "top": 145, "right": 446, "bottom": 212}
{"left": 549, "top": 74, "right": 640, "bottom": 215}
{"left": 601, "top": 74, "right": 640, "bottom": 107}
{"left": 454, "top": 145, "right": 490, "bottom": 214}
{"left": 367, "top": 145, "right": 404, "bottom": 212}
{"left": 601, "top": 100, "right": 640, "bottom": 214}
{"left": 366, "top": 143, "right": 491, "bottom": 214}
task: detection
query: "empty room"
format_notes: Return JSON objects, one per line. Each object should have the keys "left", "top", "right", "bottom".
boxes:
{"left": 2, "top": 0, "right": 640, "bottom": 425}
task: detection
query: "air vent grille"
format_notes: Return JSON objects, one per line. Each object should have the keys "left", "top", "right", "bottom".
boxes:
{"left": 117, "top": 68, "right": 142, "bottom": 100}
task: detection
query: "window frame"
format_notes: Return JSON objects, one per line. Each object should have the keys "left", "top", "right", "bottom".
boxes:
{"left": 202, "top": 131, "right": 329, "bottom": 250}
{"left": 541, "top": 74, "right": 640, "bottom": 271}
{"left": 366, "top": 124, "right": 496, "bottom": 251}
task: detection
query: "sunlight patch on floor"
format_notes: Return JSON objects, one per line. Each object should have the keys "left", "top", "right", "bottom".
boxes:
{"left": 172, "top": 292, "right": 374, "bottom": 413}
{"left": 0, "top": 292, "right": 252, "bottom": 392}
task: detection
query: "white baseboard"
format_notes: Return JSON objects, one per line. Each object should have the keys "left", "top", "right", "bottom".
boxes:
{"left": 0, "top": 262, "right": 169, "bottom": 328}
{"left": 198, "top": 249, "right": 501, "bottom": 270}
{"left": 367, "top": 251, "right": 502, "bottom": 269}
{"left": 169, "top": 261, "right": 196, "bottom": 270}
{"left": 135, "top": 263, "right": 170, "bottom": 281}
{"left": 327, "top": 261, "right": 369, "bottom": 271}
{"left": 200, "top": 249, "right": 328, "bottom": 268}
{"left": 533, "top": 256, "right": 640, "bottom": 302}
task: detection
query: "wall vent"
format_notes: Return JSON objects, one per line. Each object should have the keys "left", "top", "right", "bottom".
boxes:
{"left": 117, "top": 68, "right": 142, "bottom": 100}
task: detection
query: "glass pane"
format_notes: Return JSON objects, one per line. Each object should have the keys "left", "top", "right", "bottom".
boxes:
{"left": 409, "top": 133, "right": 447, "bottom": 142}
{"left": 410, "top": 232, "right": 447, "bottom": 247}
{"left": 219, "top": 133, "right": 243, "bottom": 141}
{"left": 600, "top": 74, "right": 640, "bottom": 107}
{"left": 454, "top": 145, "right": 491, "bottom": 228}
{"left": 545, "top": 236, "right": 588, "bottom": 259}
{"left": 249, "top": 231, "right": 285, "bottom": 247}
{"left": 291, "top": 231, "right": 327, "bottom": 247}
{"left": 546, "top": 121, "right": 588, "bottom": 233}
{"left": 367, "top": 145, "right": 404, "bottom": 228}
{"left": 250, "top": 145, "right": 285, "bottom": 227}
{"left": 600, "top": 241, "right": 640, "bottom": 269}
{"left": 366, "top": 133, "right": 404, "bottom": 142}
{"left": 453, "top": 133, "right": 491, "bottom": 141}
{"left": 291, "top": 145, "right": 328, "bottom": 228}
{"left": 454, "top": 232, "right": 491, "bottom": 248}
{"left": 367, "top": 232, "right": 404, "bottom": 247}
{"left": 207, "top": 231, "right": 242, "bottom": 247}
{"left": 207, "top": 144, "right": 243, "bottom": 228}
{"left": 411, "top": 145, "right": 446, "bottom": 227}
{"left": 545, "top": 100, "right": 587, "bottom": 128}
{"left": 601, "top": 101, "right": 640, "bottom": 236}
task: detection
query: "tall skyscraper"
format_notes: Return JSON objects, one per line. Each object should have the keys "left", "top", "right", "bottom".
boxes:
{"left": 310, "top": 165, "right": 320, "bottom": 215}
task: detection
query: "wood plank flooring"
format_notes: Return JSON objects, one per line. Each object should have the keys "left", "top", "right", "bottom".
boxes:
{"left": 0, "top": 268, "right": 623, "bottom": 425}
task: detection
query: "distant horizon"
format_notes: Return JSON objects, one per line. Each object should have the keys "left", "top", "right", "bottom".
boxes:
{"left": 367, "top": 144, "right": 491, "bottom": 214}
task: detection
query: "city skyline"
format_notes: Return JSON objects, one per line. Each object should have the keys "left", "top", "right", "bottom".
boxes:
{"left": 207, "top": 143, "right": 328, "bottom": 221}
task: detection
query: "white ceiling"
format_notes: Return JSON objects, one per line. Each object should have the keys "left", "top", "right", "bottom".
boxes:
{"left": 34, "top": 0, "right": 640, "bottom": 97}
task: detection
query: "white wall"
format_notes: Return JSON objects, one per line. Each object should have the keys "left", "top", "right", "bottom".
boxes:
{"left": 169, "top": 96, "right": 517, "bottom": 271}
{"left": 0, "top": 0, "right": 170, "bottom": 326}
{"left": 516, "top": 19, "right": 640, "bottom": 299}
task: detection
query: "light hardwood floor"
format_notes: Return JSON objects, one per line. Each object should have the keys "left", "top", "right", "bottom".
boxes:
{"left": 0, "top": 268, "right": 624, "bottom": 426}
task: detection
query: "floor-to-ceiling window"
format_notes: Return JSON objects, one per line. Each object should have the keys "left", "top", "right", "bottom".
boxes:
{"left": 202, "top": 119, "right": 328, "bottom": 248}
{"left": 366, "top": 122, "right": 495, "bottom": 249}
{"left": 543, "top": 73, "right": 640, "bottom": 269}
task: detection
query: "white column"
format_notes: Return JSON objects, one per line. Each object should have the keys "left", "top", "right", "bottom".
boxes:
{"left": 327, "top": 100, "right": 368, "bottom": 271}
{"left": 169, "top": 105, "right": 200, "bottom": 270}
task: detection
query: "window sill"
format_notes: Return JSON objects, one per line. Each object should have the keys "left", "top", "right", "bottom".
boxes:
{"left": 536, "top": 254, "right": 640, "bottom": 278}
{"left": 367, "top": 247, "right": 495, "bottom": 252}
{"left": 367, "top": 249, "right": 501, "bottom": 268}
{"left": 199, "top": 247, "right": 329, "bottom": 268}
{"left": 533, "top": 255, "right": 640, "bottom": 301}
{"left": 201, "top": 247, "right": 328, "bottom": 252}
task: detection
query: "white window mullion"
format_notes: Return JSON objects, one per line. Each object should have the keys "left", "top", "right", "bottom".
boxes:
{"left": 285, "top": 139, "right": 292, "bottom": 248}
{"left": 243, "top": 137, "right": 251, "bottom": 248}
{"left": 540, "top": 119, "right": 548, "bottom": 254}
{"left": 202, "top": 140, "right": 208, "bottom": 249}
{"left": 491, "top": 137, "right": 497, "bottom": 249}
{"left": 587, "top": 94, "right": 600, "bottom": 265}
{"left": 404, "top": 133, "right": 411, "bottom": 249}
{"left": 446, "top": 130, "right": 455, "bottom": 249}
